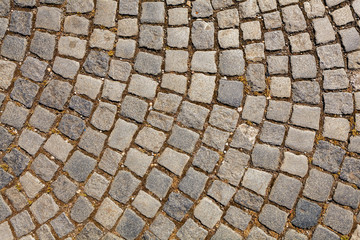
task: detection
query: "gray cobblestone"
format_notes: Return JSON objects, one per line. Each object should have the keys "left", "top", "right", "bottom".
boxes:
{"left": 217, "top": 149, "right": 249, "bottom": 185}
{"left": 116, "top": 209, "right": 145, "bottom": 239}
{"left": 51, "top": 175, "right": 77, "bottom": 203}
{"left": 150, "top": 214, "right": 175, "bottom": 240}
{"left": 94, "top": 0, "right": 117, "bottom": 27}
{"left": 50, "top": 213, "right": 75, "bottom": 238}
{"left": 259, "top": 204, "right": 288, "bottom": 234}
{"left": 44, "top": 134, "right": 73, "bottom": 162}
{"left": 177, "top": 219, "right": 207, "bottom": 240}
{"left": 207, "top": 180, "right": 235, "bottom": 206}
{"left": 234, "top": 188, "right": 264, "bottom": 212}
{"left": 0, "top": 102, "right": 29, "bottom": 129}
{"left": 192, "top": 21, "right": 214, "bottom": 49}
{"left": 9, "top": 11, "right": 32, "bottom": 36}
{"left": 157, "top": 148, "right": 190, "bottom": 176}
{"left": 84, "top": 172, "right": 109, "bottom": 200}
{"left": 58, "top": 114, "right": 85, "bottom": 140}
{"left": 40, "top": 80, "right": 72, "bottom": 110}
{"left": 324, "top": 203, "right": 353, "bottom": 234}
{"left": 242, "top": 168, "right": 272, "bottom": 196}
{"left": 163, "top": 192, "right": 193, "bottom": 221}
{"left": 30, "top": 194, "right": 59, "bottom": 224}
{"left": 1, "top": 35, "right": 27, "bottom": 61}
{"left": 124, "top": 148, "right": 153, "bottom": 176}
{"left": 70, "top": 196, "right": 94, "bottom": 223}
{"left": 133, "top": 190, "right": 161, "bottom": 218}
{"left": 146, "top": 168, "right": 172, "bottom": 199}
{"left": 291, "top": 198, "right": 321, "bottom": 229}
{"left": 64, "top": 151, "right": 96, "bottom": 182}
{"left": 108, "top": 118, "right": 138, "bottom": 151}
{"left": 64, "top": 15, "right": 90, "bottom": 35}
{"left": 333, "top": 182, "right": 360, "bottom": 209}
{"left": 179, "top": 167, "right": 208, "bottom": 199}
{"left": 95, "top": 197, "right": 123, "bottom": 230}
{"left": 109, "top": 170, "right": 140, "bottom": 204}
{"left": 10, "top": 211, "right": 35, "bottom": 237}
{"left": 0, "top": 60, "right": 16, "bottom": 90}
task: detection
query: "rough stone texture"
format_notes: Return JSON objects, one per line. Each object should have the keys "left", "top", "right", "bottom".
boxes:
{"left": 177, "top": 219, "right": 208, "bottom": 240}
{"left": 146, "top": 168, "right": 172, "bottom": 199}
{"left": 285, "top": 127, "right": 315, "bottom": 153}
{"left": 323, "top": 117, "right": 350, "bottom": 142}
{"left": 3, "top": 148, "right": 29, "bottom": 176}
{"left": 9, "top": 11, "right": 32, "bottom": 36}
{"left": 50, "top": 213, "right": 75, "bottom": 238}
{"left": 192, "top": 146, "right": 219, "bottom": 173}
{"left": 281, "top": 152, "right": 308, "bottom": 177}
{"left": 179, "top": 167, "right": 208, "bottom": 199}
{"left": 135, "top": 127, "right": 166, "bottom": 153}
{"left": 1, "top": 35, "right": 27, "bottom": 61}
{"left": 303, "top": 169, "right": 334, "bottom": 202}
{"left": 58, "top": 114, "right": 85, "bottom": 140}
{"left": 84, "top": 173, "right": 109, "bottom": 200}
{"left": 234, "top": 188, "right": 264, "bottom": 212}
{"left": 108, "top": 118, "right": 138, "bottom": 151}
{"left": 251, "top": 144, "right": 280, "bottom": 170}
{"left": 242, "top": 168, "right": 272, "bottom": 196}
{"left": 91, "top": 102, "right": 117, "bottom": 131}
{"left": 52, "top": 175, "right": 77, "bottom": 203}
{"left": 242, "top": 95, "right": 266, "bottom": 124}
{"left": 10, "top": 211, "right": 35, "bottom": 237}
{"left": 163, "top": 192, "right": 193, "bottom": 221}
{"left": 259, "top": 204, "right": 288, "bottom": 234}
{"left": 313, "top": 141, "right": 345, "bottom": 173}
{"left": 30, "top": 31, "right": 56, "bottom": 60}
{"left": 224, "top": 205, "right": 251, "bottom": 230}
{"left": 323, "top": 203, "right": 353, "bottom": 234}
{"left": 116, "top": 209, "right": 145, "bottom": 239}
{"left": 231, "top": 124, "right": 258, "bottom": 151}
{"left": 124, "top": 148, "right": 153, "bottom": 177}
{"left": 135, "top": 52, "right": 162, "bottom": 75}
{"left": 158, "top": 148, "right": 190, "bottom": 176}
{"left": 269, "top": 174, "right": 302, "bottom": 209}
{"left": 109, "top": 171, "right": 140, "bottom": 204}
{"left": 64, "top": 151, "right": 96, "bottom": 182}
{"left": 132, "top": 190, "right": 161, "bottom": 218}
{"left": 333, "top": 182, "right": 360, "bottom": 209}
{"left": 217, "top": 80, "right": 243, "bottom": 107}
{"left": 0, "top": 60, "right": 17, "bottom": 90}
{"left": 95, "top": 197, "right": 122, "bottom": 230}
{"left": 40, "top": 80, "right": 72, "bottom": 111}
{"left": 217, "top": 149, "right": 249, "bottom": 186}
{"left": 30, "top": 194, "right": 59, "bottom": 224}
{"left": 341, "top": 157, "right": 360, "bottom": 187}
{"left": 0, "top": 1, "right": 358, "bottom": 238}
{"left": 35, "top": 6, "right": 62, "bottom": 31}
{"left": 83, "top": 50, "right": 110, "bottom": 77}
{"left": 291, "top": 198, "right": 321, "bottom": 229}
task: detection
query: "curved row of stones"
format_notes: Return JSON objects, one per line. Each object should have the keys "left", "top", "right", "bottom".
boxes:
{"left": 0, "top": 0, "right": 359, "bottom": 239}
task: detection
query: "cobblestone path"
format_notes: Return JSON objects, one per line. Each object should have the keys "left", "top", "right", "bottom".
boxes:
{"left": 0, "top": 0, "right": 359, "bottom": 239}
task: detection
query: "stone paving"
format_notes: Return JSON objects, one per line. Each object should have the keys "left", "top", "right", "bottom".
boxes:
{"left": 0, "top": 0, "right": 359, "bottom": 239}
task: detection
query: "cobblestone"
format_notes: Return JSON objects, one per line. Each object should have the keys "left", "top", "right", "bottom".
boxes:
{"left": 0, "top": 1, "right": 358, "bottom": 238}
{"left": 224, "top": 205, "right": 251, "bottom": 230}
{"left": 291, "top": 198, "right": 321, "bottom": 229}
{"left": 303, "top": 169, "right": 334, "bottom": 202}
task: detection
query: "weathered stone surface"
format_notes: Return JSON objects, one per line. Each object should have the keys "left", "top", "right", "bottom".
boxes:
{"left": 292, "top": 198, "right": 321, "bottom": 229}
{"left": 109, "top": 171, "right": 140, "bottom": 204}
{"left": 40, "top": 80, "right": 72, "bottom": 110}
{"left": 64, "top": 151, "right": 96, "bottom": 182}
